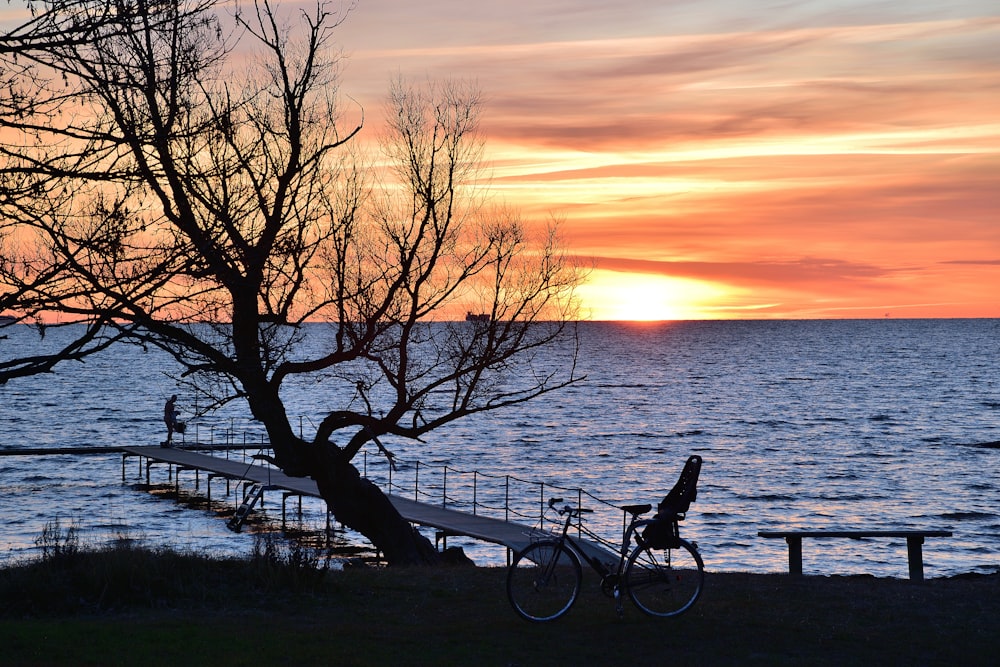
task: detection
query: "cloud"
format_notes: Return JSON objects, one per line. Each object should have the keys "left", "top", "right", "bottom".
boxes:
{"left": 590, "top": 255, "right": 892, "bottom": 286}
{"left": 249, "top": 3, "right": 1000, "bottom": 318}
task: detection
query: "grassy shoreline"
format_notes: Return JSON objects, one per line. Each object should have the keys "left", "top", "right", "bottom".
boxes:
{"left": 2, "top": 544, "right": 998, "bottom": 666}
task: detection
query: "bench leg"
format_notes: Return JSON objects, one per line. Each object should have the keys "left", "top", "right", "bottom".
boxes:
{"left": 785, "top": 536, "right": 803, "bottom": 576}
{"left": 906, "top": 536, "right": 925, "bottom": 582}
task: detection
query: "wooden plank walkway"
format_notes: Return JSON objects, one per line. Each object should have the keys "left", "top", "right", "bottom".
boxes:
{"left": 121, "top": 446, "right": 617, "bottom": 565}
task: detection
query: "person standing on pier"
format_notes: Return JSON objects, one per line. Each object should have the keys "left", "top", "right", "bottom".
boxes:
{"left": 163, "top": 395, "right": 179, "bottom": 447}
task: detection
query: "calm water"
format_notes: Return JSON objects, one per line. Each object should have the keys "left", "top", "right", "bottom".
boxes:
{"left": 2, "top": 319, "right": 999, "bottom": 578}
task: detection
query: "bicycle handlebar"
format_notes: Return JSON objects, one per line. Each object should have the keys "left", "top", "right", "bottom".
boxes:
{"left": 548, "top": 498, "right": 593, "bottom": 516}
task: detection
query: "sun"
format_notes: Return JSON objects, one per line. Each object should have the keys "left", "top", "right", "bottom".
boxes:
{"left": 577, "top": 270, "right": 726, "bottom": 321}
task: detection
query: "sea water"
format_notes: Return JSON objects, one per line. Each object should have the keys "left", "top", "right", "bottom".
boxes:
{"left": 1, "top": 319, "right": 998, "bottom": 578}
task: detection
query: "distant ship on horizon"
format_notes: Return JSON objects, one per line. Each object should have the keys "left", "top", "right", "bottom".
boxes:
{"left": 465, "top": 312, "right": 491, "bottom": 322}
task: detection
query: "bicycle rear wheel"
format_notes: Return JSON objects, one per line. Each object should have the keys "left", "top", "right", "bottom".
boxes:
{"left": 624, "top": 537, "right": 704, "bottom": 617}
{"left": 506, "top": 540, "right": 582, "bottom": 622}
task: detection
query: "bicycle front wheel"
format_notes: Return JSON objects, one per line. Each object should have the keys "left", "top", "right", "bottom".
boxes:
{"left": 624, "top": 537, "right": 704, "bottom": 617}
{"left": 506, "top": 540, "right": 582, "bottom": 622}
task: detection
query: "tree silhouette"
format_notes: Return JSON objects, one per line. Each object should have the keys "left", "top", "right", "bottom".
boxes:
{"left": 0, "top": 0, "right": 581, "bottom": 564}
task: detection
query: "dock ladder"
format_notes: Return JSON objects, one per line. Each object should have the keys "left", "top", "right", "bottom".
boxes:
{"left": 227, "top": 482, "right": 270, "bottom": 532}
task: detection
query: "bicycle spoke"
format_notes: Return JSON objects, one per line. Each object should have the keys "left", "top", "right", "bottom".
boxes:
{"left": 506, "top": 541, "right": 582, "bottom": 622}
{"left": 625, "top": 539, "right": 704, "bottom": 617}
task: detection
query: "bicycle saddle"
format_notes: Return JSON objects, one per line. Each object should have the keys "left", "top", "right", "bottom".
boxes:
{"left": 621, "top": 503, "right": 652, "bottom": 516}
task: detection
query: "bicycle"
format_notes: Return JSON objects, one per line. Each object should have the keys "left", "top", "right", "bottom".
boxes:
{"left": 506, "top": 454, "right": 704, "bottom": 622}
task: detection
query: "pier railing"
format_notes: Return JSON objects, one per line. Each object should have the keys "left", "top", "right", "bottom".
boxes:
{"left": 8, "top": 423, "right": 645, "bottom": 553}
{"left": 358, "top": 449, "right": 629, "bottom": 548}
{"left": 173, "top": 426, "right": 634, "bottom": 548}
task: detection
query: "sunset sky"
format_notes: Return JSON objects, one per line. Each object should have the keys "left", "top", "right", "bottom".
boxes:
{"left": 3, "top": 1, "right": 998, "bottom": 320}
{"left": 333, "top": 0, "right": 1000, "bottom": 320}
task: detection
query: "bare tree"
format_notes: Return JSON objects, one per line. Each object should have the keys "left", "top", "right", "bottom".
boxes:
{"left": 0, "top": 0, "right": 581, "bottom": 564}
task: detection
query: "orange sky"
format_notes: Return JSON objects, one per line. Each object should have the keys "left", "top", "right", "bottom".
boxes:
{"left": 333, "top": 1, "right": 1000, "bottom": 320}
{"left": 3, "top": 2, "right": 998, "bottom": 320}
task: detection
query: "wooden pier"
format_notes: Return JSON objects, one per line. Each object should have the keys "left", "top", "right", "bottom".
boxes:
{"left": 121, "top": 446, "right": 616, "bottom": 565}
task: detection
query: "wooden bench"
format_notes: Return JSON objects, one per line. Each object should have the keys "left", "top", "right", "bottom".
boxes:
{"left": 758, "top": 529, "right": 953, "bottom": 581}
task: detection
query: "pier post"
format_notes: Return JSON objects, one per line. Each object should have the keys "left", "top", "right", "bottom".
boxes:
{"left": 539, "top": 483, "right": 545, "bottom": 524}
{"left": 505, "top": 476, "right": 510, "bottom": 523}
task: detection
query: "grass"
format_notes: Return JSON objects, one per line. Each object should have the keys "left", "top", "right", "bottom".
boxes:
{"left": 1, "top": 536, "right": 998, "bottom": 666}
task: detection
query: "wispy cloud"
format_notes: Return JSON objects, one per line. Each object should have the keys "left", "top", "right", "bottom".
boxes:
{"left": 591, "top": 256, "right": 892, "bottom": 285}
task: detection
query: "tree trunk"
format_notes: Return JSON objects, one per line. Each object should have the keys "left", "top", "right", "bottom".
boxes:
{"left": 310, "top": 446, "right": 441, "bottom": 566}
{"left": 250, "top": 391, "right": 446, "bottom": 565}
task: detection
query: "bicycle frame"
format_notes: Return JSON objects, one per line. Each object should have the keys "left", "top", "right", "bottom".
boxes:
{"left": 546, "top": 502, "right": 658, "bottom": 607}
